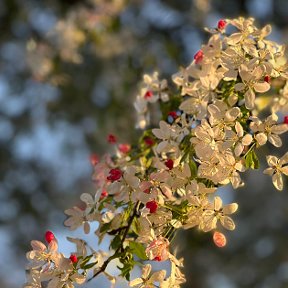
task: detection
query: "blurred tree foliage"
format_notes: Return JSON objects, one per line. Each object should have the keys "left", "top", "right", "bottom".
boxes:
{"left": 1, "top": 0, "right": 288, "bottom": 287}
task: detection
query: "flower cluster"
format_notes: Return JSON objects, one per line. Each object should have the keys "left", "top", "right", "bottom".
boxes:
{"left": 26, "top": 0, "right": 126, "bottom": 83}
{"left": 25, "top": 18, "right": 288, "bottom": 287}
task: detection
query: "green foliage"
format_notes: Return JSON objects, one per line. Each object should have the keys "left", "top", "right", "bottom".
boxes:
{"left": 129, "top": 241, "right": 148, "bottom": 260}
{"left": 80, "top": 255, "right": 94, "bottom": 269}
{"left": 117, "top": 249, "right": 135, "bottom": 280}
{"left": 81, "top": 261, "right": 98, "bottom": 270}
{"left": 111, "top": 235, "right": 122, "bottom": 250}
{"left": 245, "top": 149, "right": 259, "bottom": 169}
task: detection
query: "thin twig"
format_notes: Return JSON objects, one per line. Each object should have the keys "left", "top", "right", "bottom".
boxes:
{"left": 88, "top": 201, "right": 140, "bottom": 282}
{"left": 243, "top": 142, "right": 256, "bottom": 158}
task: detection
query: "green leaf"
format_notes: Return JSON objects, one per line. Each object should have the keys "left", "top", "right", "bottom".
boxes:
{"left": 100, "top": 222, "right": 111, "bottom": 233}
{"left": 245, "top": 149, "right": 259, "bottom": 169}
{"left": 117, "top": 250, "right": 135, "bottom": 281}
{"left": 82, "top": 261, "right": 98, "bottom": 270}
{"left": 122, "top": 205, "right": 132, "bottom": 224}
{"left": 110, "top": 235, "right": 122, "bottom": 250}
{"left": 80, "top": 255, "right": 93, "bottom": 269}
{"left": 131, "top": 218, "right": 140, "bottom": 235}
{"left": 129, "top": 241, "right": 148, "bottom": 260}
{"left": 118, "top": 259, "right": 135, "bottom": 281}
{"left": 189, "top": 158, "right": 198, "bottom": 177}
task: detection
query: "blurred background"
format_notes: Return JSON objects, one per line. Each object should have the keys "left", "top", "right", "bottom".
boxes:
{"left": 1, "top": 0, "right": 288, "bottom": 287}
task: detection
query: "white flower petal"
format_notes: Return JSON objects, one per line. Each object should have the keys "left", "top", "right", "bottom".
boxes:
{"left": 31, "top": 240, "right": 46, "bottom": 251}
{"left": 254, "top": 82, "right": 270, "bottom": 93}
{"left": 271, "top": 124, "right": 288, "bottom": 135}
{"left": 142, "top": 264, "right": 152, "bottom": 278}
{"left": 149, "top": 270, "right": 166, "bottom": 282}
{"left": 80, "top": 193, "right": 94, "bottom": 205}
{"left": 220, "top": 216, "right": 235, "bottom": 230}
{"left": 222, "top": 203, "right": 238, "bottom": 215}
{"left": 244, "top": 88, "right": 255, "bottom": 109}
{"left": 234, "top": 83, "right": 245, "bottom": 91}
{"left": 263, "top": 167, "right": 274, "bottom": 176}
{"left": 235, "top": 122, "right": 244, "bottom": 137}
{"left": 272, "top": 172, "right": 283, "bottom": 191}
{"left": 234, "top": 143, "right": 244, "bottom": 157}
{"left": 268, "top": 134, "right": 282, "bottom": 147}
{"left": 214, "top": 196, "right": 222, "bottom": 211}
{"left": 129, "top": 278, "right": 143, "bottom": 287}
{"left": 242, "top": 134, "right": 253, "bottom": 145}
{"left": 84, "top": 222, "right": 90, "bottom": 234}
{"left": 280, "top": 166, "right": 288, "bottom": 176}
{"left": 279, "top": 152, "right": 288, "bottom": 165}
{"left": 255, "top": 133, "right": 267, "bottom": 146}
{"left": 266, "top": 155, "right": 278, "bottom": 166}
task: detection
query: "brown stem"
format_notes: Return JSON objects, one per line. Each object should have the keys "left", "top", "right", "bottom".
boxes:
{"left": 88, "top": 201, "right": 140, "bottom": 282}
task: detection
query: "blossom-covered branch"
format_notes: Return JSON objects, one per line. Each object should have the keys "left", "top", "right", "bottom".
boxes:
{"left": 25, "top": 17, "right": 288, "bottom": 288}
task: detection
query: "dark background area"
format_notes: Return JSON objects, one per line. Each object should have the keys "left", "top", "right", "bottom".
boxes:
{"left": 1, "top": 0, "right": 288, "bottom": 287}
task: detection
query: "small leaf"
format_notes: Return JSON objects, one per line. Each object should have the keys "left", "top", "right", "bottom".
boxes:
{"left": 80, "top": 255, "right": 94, "bottom": 269}
{"left": 245, "top": 149, "right": 259, "bottom": 169}
{"left": 100, "top": 222, "right": 111, "bottom": 233}
{"left": 82, "top": 261, "right": 98, "bottom": 270}
{"left": 111, "top": 235, "right": 122, "bottom": 250}
{"left": 131, "top": 218, "right": 140, "bottom": 235}
{"left": 129, "top": 241, "right": 148, "bottom": 260}
{"left": 189, "top": 159, "right": 198, "bottom": 177}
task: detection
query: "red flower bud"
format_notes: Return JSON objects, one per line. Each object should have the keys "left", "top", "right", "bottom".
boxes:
{"left": 45, "top": 231, "right": 55, "bottom": 243}
{"left": 146, "top": 200, "right": 158, "bottom": 213}
{"left": 118, "top": 143, "right": 131, "bottom": 154}
{"left": 70, "top": 254, "right": 78, "bottom": 263}
{"left": 284, "top": 116, "right": 288, "bottom": 124}
{"left": 144, "top": 90, "right": 153, "bottom": 99}
{"left": 194, "top": 50, "right": 204, "bottom": 64}
{"left": 264, "top": 75, "right": 271, "bottom": 83}
{"left": 107, "top": 134, "right": 117, "bottom": 144}
{"left": 90, "top": 154, "right": 99, "bottom": 166}
{"left": 100, "top": 190, "right": 108, "bottom": 199}
{"left": 213, "top": 231, "right": 226, "bottom": 248}
{"left": 165, "top": 159, "right": 174, "bottom": 170}
{"left": 168, "top": 111, "right": 178, "bottom": 119}
{"left": 144, "top": 188, "right": 151, "bottom": 194}
{"left": 144, "top": 137, "right": 154, "bottom": 147}
{"left": 107, "top": 168, "right": 122, "bottom": 182}
{"left": 217, "top": 19, "right": 226, "bottom": 30}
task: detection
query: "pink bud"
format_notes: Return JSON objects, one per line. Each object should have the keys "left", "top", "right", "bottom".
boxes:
{"left": 146, "top": 200, "right": 158, "bottom": 213}
{"left": 70, "top": 254, "right": 78, "bottom": 263}
{"left": 118, "top": 143, "right": 131, "bottom": 154}
{"left": 165, "top": 159, "right": 174, "bottom": 170}
{"left": 100, "top": 190, "right": 108, "bottom": 199}
{"left": 213, "top": 231, "right": 226, "bottom": 248}
{"left": 90, "top": 154, "right": 99, "bottom": 166}
{"left": 144, "top": 137, "right": 154, "bottom": 147}
{"left": 45, "top": 231, "right": 55, "bottom": 243}
{"left": 168, "top": 111, "right": 178, "bottom": 119}
{"left": 144, "top": 188, "right": 150, "bottom": 194}
{"left": 107, "top": 134, "right": 117, "bottom": 144}
{"left": 144, "top": 90, "right": 153, "bottom": 99}
{"left": 264, "top": 75, "right": 271, "bottom": 83}
{"left": 194, "top": 50, "right": 204, "bottom": 64}
{"left": 107, "top": 168, "right": 122, "bottom": 182}
{"left": 217, "top": 19, "right": 226, "bottom": 30}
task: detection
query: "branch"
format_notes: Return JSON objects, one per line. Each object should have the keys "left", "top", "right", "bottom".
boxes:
{"left": 88, "top": 201, "right": 140, "bottom": 282}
